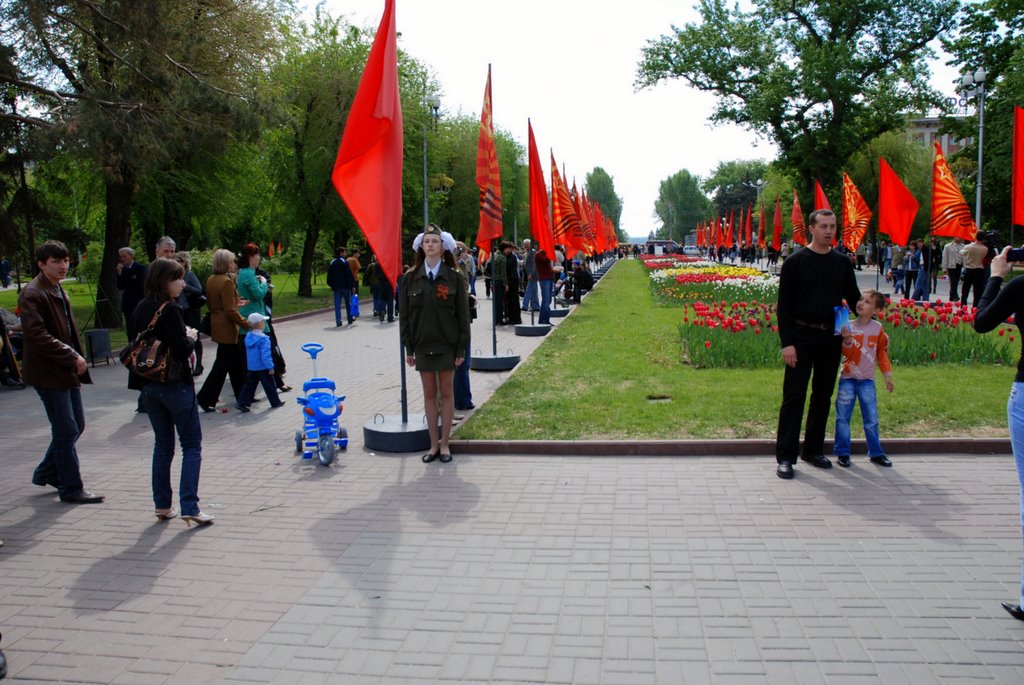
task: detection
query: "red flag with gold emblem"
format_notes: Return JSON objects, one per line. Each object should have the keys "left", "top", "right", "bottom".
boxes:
{"left": 475, "top": 65, "right": 504, "bottom": 255}
{"left": 841, "top": 173, "right": 872, "bottom": 252}
{"left": 930, "top": 142, "right": 977, "bottom": 240}
{"left": 772, "top": 197, "right": 783, "bottom": 251}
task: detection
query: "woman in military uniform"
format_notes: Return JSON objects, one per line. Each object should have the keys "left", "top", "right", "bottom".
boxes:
{"left": 400, "top": 225, "right": 471, "bottom": 464}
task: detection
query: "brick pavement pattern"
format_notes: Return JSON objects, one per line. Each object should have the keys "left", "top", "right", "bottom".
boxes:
{"left": 2, "top": 262, "right": 1024, "bottom": 683}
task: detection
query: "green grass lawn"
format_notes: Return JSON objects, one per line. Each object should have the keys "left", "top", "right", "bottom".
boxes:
{"left": 458, "top": 259, "right": 1013, "bottom": 440}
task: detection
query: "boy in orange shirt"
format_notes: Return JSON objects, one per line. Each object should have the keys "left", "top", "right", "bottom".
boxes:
{"left": 834, "top": 289, "right": 895, "bottom": 468}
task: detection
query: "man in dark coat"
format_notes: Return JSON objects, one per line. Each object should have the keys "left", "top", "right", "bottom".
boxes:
{"left": 116, "top": 247, "right": 146, "bottom": 337}
{"left": 327, "top": 247, "right": 357, "bottom": 326}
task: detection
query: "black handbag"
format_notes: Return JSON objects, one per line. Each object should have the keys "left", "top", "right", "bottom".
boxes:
{"left": 198, "top": 312, "right": 211, "bottom": 335}
{"left": 119, "top": 303, "right": 181, "bottom": 383}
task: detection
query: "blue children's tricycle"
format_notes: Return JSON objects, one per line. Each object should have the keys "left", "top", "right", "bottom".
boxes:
{"left": 294, "top": 342, "right": 348, "bottom": 465}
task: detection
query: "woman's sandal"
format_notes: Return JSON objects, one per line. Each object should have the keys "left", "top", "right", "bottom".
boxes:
{"left": 422, "top": 451, "right": 440, "bottom": 463}
{"left": 439, "top": 453, "right": 452, "bottom": 463}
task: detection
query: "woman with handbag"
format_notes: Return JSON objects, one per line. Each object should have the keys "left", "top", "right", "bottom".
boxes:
{"left": 128, "top": 257, "right": 213, "bottom": 526}
{"left": 174, "top": 251, "right": 205, "bottom": 376}
{"left": 196, "top": 249, "right": 248, "bottom": 412}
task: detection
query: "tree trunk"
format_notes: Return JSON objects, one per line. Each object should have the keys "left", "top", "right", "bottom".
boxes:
{"left": 97, "top": 173, "right": 135, "bottom": 329}
{"left": 298, "top": 218, "right": 318, "bottom": 297}
{"left": 163, "top": 186, "right": 192, "bottom": 250}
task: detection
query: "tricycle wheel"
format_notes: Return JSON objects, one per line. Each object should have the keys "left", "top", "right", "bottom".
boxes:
{"left": 294, "top": 430, "right": 303, "bottom": 454}
{"left": 318, "top": 434, "right": 335, "bottom": 465}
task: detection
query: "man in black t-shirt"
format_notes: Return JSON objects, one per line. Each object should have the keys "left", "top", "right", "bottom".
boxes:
{"left": 775, "top": 209, "right": 861, "bottom": 479}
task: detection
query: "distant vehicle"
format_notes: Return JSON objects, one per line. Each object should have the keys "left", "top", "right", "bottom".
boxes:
{"left": 646, "top": 239, "right": 681, "bottom": 255}
{"left": 682, "top": 246, "right": 701, "bottom": 257}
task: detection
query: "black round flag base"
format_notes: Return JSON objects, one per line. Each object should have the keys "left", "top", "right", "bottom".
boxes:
{"left": 363, "top": 414, "right": 431, "bottom": 453}
{"left": 515, "top": 324, "right": 551, "bottom": 337}
{"left": 471, "top": 355, "right": 520, "bottom": 372}
{"left": 549, "top": 308, "right": 570, "bottom": 318}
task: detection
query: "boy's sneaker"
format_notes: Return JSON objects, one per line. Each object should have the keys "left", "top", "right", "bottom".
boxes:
{"left": 837, "top": 455, "right": 851, "bottom": 468}
{"left": 870, "top": 455, "right": 892, "bottom": 467}
{"left": 235, "top": 404, "right": 250, "bottom": 413}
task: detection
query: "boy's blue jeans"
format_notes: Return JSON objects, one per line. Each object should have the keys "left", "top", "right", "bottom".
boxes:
{"left": 833, "top": 378, "right": 885, "bottom": 457}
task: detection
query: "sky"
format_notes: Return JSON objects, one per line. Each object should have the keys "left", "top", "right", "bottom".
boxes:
{"left": 318, "top": 0, "right": 963, "bottom": 239}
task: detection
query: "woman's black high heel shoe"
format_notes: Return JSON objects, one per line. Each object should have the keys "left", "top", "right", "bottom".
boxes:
{"left": 422, "top": 450, "right": 440, "bottom": 463}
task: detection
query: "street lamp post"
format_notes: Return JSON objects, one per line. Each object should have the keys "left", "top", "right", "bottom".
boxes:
{"left": 961, "top": 67, "right": 987, "bottom": 231}
{"left": 423, "top": 94, "right": 440, "bottom": 228}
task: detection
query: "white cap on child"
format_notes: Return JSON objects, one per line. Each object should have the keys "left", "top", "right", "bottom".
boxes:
{"left": 247, "top": 312, "right": 266, "bottom": 327}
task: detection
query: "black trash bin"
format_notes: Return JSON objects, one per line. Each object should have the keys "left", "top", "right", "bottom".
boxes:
{"left": 84, "top": 328, "right": 112, "bottom": 366}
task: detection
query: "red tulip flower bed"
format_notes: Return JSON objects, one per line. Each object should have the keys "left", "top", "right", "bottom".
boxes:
{"left": 680, "top": 297, "right": 1014, "bottom": 368}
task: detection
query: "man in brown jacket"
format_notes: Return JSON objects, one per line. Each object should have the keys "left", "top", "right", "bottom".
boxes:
{"left": 19, "top": 240, "right": 104, "bottom": 504}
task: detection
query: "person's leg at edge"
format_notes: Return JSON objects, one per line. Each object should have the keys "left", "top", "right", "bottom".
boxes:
{"left": 143, "top": 384, "right": 175, "bottom": 511}
{"left": 333, "top": 289, "right": 343, "bottom": 325}
{"left": 832, "top": 378, "right": 855, "bottom": 457}
{"left": 196, "top": 342, "right": 229, "bottom": 407}
{"left": 803, "top": 336, "right": 843, "bottom": 458}
{"left": 437, "top": 369, "right": 455, "bottom": 454}
{"left": 420, "top": 371, "right": 440, "bottom": 455}
{"left": 858, "top": 380, "right": 884, "bottom": 457}
{"left": 168, "top": 384, "right": 203, "bottom": 516}
{"left": 1007, "top": 383, "right": 1024, "bottom": 608}
{"left": 257, "top": 370, "right": 282, "bottom": 406}
{"left": 538, "top": 279, "right": 552, "bottom": 324}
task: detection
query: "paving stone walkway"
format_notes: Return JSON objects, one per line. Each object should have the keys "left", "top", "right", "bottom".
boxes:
{"left": 2, "top": 260, "right": 1024, "bottom": 683}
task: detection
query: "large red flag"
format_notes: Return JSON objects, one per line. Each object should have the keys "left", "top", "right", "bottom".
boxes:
{"left": 757, "top": 201, "right": 767, "bottom": 249}
{"left": 527, "top": 121, "right": 554, "bottom": 257}
{"left": 814, "top": 180, "right": 831, "bottom": 210}
{"left": 1015, "top": 106, "right": 1024, "bottom": 226}
{"left": 930, "top": 142, "right": 977, "bottom": 241}
{"left": 791, "top": 190, "right": 806, "bottom": 245}
{"left": 772, "top": 197, "right": 783, "bottom": 251}
{"left": 841, "top": 172, "right": 872, "bottom": 252}
{"left": 475, "top": 65, "right": 503, "bottom": 255}
{"left": 878, "top": 157, "right": 919, "bottom": 247}
{"left": 332, "top": 0, "right": 402, "bottom": 289}
{"left": 726, "top": 209, "right": 735, "bottom": 246}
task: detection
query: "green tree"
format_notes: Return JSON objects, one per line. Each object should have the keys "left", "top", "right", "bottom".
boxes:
{"left": 702, "top": 159, "right": 769, "bottom": 217}
{"left": 942, "top": 0, "right": 1024, "bottom": 234}
{"left": 1, "top": 0, "right": 284, "bottom": 326}
{"left": 653, "top": 169, "right": 711, "bottom": 243}
{"left": 636, "top": 0, "right": 959, "bottom": 200}
{"left": 584, "top": 167, "right": 623, "bottom": 237}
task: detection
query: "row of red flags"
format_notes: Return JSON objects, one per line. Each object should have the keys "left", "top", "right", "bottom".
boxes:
{"left": 478, "top": 69, "right": 618, "bottom": 261}
{"left": 327, "top": 0, "right": 1023, "bottom": 288}
{"left": 329, "top": 0, "right": 617, "bottom": 290}
{"left": 700, "top": 107, "right": 1024, "bottom": 253}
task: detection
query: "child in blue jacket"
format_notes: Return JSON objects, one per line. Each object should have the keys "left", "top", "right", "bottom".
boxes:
{"left": 237, "top": 313, "right": 284, "bottom": 412}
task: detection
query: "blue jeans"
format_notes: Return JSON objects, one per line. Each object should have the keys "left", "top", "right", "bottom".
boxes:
{"left": 833, "top": 378, "right": 885, "bottom": 457}
{"left": 142, "top": 382, "right": 203, "bottom": 516}
{"left": 538, "top": 279, "right": 552, "bottom": 324}
{"left": 522, "top": 276, "right": 539, "bottom": 311}
{"left": 1007, "top": 382, "right": 1024, "bottom": 606}
{"left": 333, "top": 289, "right": 353, "bottom": 324}
{"left": 33, "top": 387, "right": 86, "bottom": 497}
{"left": 238, "top": 369, "right": 281, "bottom": 408}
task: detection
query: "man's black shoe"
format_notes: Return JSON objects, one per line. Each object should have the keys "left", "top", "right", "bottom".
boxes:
{"left": 32, "top": 475, "right": 58, "bottom": 488}
{"left": 870, "top": 455, "right": 892, "bottom": 467}
{"left": 837, "top": 455, "right": 851, "bottom": 468}
{"left": 801, "top": 454, "right": 833, "bottom": 469}
{"left": 776, "top": 461, "right": 794, "bottom": 479}
{"left": 1002, "top": 602, "right": 1024, "bottom": 621}
{"left": 59, "top": 491, "right": 104, "bottom": 504}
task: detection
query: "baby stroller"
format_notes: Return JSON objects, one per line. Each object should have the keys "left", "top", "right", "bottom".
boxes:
{"left": 293, "top": 342, "right": 348, "bottom": 465}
